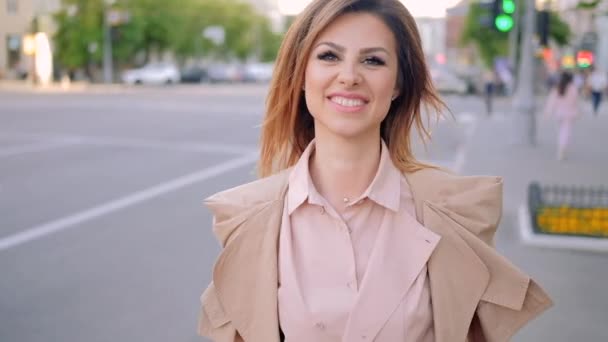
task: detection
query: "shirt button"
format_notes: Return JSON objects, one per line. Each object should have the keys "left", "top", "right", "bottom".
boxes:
{"left": 315, "top": 322, "right": 326, "bottom": 330}
{"left": 320, "top": 206, "right": 325, "bottom": 214}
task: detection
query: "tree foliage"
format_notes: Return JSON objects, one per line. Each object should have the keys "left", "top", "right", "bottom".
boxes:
{"left": 460, "top": 2, "right": 509, "bottom": 68}
{"left": 548, "top": 12, "right": 571, "bottom": 46}
{"left": 460, "top": 1, "right": 572, "bottom": 67}
{"left": 52, "top": 0, "right": 283, "bottom": 72}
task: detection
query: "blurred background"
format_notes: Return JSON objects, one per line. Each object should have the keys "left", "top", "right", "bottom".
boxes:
{"left": 1, "top": 0, "right": 607, "bottom": 341}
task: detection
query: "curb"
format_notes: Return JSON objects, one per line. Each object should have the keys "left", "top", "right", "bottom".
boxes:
{"left": 518, "top": 204, "right": 608, "bottom": 253}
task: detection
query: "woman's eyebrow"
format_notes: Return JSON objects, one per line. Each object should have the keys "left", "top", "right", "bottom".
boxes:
{"left": 315, "top": 42, "right": 389, "bottom": 55}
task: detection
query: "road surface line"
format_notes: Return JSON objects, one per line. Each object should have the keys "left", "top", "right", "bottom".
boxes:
{"left": 0, "top": 152, "right": 258, "bottom": 252}
{"left": 452, "top": 112, "right": 478, "bottom": 173}
{"left": 0, "top": 141, "right": 77, "bottom": 158}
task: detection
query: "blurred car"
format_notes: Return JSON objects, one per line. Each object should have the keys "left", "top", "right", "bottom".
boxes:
{"left": 121, "top": 62, "right": 180, "bottom": 85}
{"left": 180, "top": 66, "right": 208, "bottom": 83}
{"left": 207, "top": 63, "right": 244, "bottom": 83}
{"left": 243, "top": 63, "right": 274, "bottom": 83}
{"left": 430, "top": 68, "right": 468, "bottom": 95}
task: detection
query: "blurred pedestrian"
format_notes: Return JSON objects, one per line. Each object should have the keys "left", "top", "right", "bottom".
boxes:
{"left": 197, "top": 1, "right": 552, "bottom": 341}
{"left": 483, "top": 69, "right": 495, "bottom": 115}
{"left": 543, "top": 71, "right": 580, "bottom": 161}
{"left": 573, "top": 69, "right": 585, "bottom": 91}
{"left": 587, "top": 65, "right": 607, "bottom": 115}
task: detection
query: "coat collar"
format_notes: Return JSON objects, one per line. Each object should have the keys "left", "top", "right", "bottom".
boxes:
{"left": 204, "top": 167, "right": 512, "bottom": 342}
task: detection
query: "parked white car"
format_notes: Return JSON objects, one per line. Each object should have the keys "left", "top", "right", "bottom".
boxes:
{"left": 243, "top": 63, "right": 274, "bottom": 83}
{"left": 121, "top": 62, "right": 180, "bottom": 85}
{"left": 430, "top": 68, "right": 468, "bottom": 95}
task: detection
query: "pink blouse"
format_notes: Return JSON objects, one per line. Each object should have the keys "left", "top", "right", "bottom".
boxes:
{"left": 544, "top": 83, "right": 580, "bottom": 121}
{"left": 278, "top": 140, "right": 440, "bottom": 342}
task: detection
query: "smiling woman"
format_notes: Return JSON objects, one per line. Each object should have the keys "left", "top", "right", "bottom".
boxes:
{"left": 197, "top": 1, "right": 553, "bottom": 341}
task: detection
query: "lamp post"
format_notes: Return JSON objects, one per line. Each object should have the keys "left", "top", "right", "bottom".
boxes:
{"left": 511, "top": 0, "right": 537, "bottom": 146}
{"left": 103, "top": 0, "right": 116, "bottom": 84}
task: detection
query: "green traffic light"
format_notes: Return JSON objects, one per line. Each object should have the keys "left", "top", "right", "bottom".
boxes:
{"left": 503, "top": 0, "right": 515, "bottom": 14}
{"left": 495, "top": 14, "right": 514, "bottom": 32}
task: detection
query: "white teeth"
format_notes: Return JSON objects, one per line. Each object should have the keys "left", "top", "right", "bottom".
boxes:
{"left": 330, "top": 96, "right": 365, "bottom": 107}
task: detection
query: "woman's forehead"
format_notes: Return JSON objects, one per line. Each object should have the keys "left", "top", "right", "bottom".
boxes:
{"left": 313, "top": 12, "right": 396, "bottom": 51}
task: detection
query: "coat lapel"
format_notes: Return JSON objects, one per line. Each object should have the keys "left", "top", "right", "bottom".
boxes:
{"left": 423, "top": 201, "right": 490, "bottom": 342}
{"left": 212, "top": 198, "right": 284, "bottom": 342}
{"left": 343, "top": 209, "right": 440, "bottom": 341}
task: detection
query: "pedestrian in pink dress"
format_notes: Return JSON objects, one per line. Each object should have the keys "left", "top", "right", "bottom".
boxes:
{"left": 543, "top": 71, "right": 580, "bottom": 161}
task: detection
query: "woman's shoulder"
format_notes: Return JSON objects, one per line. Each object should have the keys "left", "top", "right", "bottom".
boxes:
{"left": 204, "top": 168, "right": 292, "bottom": 210}
{"left": 203, "top": 168, "right": 292, "bottom": 247}
{"left": 407, "top": 167, "right": 503, "bottom": 202}
{"left": 406, "top": 167, "right": 503, "bottom": 244}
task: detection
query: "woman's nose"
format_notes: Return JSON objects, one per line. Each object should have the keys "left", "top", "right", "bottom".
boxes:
{"left": 337, "top": 62, "right": 362, "bottom": 87}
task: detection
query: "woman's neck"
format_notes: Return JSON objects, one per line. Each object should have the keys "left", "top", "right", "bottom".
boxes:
{"left": 309, "top": 130, "right": 382, "bottom": 212}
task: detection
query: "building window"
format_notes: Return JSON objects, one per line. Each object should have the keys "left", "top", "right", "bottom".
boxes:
{"left": 6, "top": 34, "right": 23, "bottom": 77}
{"left": 6, "top": 0, "right": 18, "bottom": 14}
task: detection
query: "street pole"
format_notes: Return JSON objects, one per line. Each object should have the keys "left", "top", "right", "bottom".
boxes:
{"left": 508, "top": 0, "right": 521, "bottom": 80}
{"left": 511, "top": 0, "right": 537, "bottom": 146}
{"left": 102, "top": 3, "right": 114, "bottom": 83}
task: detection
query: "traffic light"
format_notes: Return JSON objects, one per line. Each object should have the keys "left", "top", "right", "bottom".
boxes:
{"left": 493, "top": 0, "right": 515, "bottom": 32}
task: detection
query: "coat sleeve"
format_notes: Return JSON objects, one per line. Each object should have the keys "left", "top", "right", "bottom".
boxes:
{"left": 437, "top": 175, "right": 553, "bottom": 341}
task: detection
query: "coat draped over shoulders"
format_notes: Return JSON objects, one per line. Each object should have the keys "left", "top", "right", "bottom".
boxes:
{"left": 198, "top": 167, "right": 552, "bottom": 342}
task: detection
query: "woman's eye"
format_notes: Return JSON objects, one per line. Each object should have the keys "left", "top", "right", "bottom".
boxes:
{"left": 317, "top": 51, "right": 339, "bottom": 62}
{"left": 363, "top": 56, "right": 386, "bottom": 66}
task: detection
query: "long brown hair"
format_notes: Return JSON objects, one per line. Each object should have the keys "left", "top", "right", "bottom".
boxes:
{"left": 258, "top": 0, "right": 446, "bottom": 177}
{"left": 557, "top": 71, "right": 573, "bottom": 96}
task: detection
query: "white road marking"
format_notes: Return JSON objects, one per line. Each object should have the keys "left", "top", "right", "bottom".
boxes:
{"left": 0, "top": 132, "right": 256, "bottom": 155}
{"left": 0, "top": 140, "right": 77, "bottom": 158}
{"left": 0, "top": 152, "right": 258, "bottom": 251}
{"left": 452, "top": 112, "right": 478, "bottom": 173}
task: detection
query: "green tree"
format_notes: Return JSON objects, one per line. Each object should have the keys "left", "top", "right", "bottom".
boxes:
{"left": 53, "top": 0, "right": 283, "bottom": 73}
{"left": 460, "top": 2, "right": 509, "bottom": 67}
{"left": 461, "top": 1, "right": 573, "bottom": 67}
{"left": 548, "top": 12, "right": 571, "bottom": 46}
{"left": 53, "top": 0, "right": 104, "bottom": 72}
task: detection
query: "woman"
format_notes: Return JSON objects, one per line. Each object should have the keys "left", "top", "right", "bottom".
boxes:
{"left": 544, "top": 71, "right": 580, "bottom": 161}
{"left": 198, "top": 0, "right": 552, "bottom": 341}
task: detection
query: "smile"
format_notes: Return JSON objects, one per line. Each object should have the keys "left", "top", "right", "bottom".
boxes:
{"left": 329, "top": 96, "right": 367, "bottom": 107}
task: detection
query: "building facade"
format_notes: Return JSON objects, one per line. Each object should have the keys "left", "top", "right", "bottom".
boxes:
{"left": 0, "top": 0, "right": 59, "bottom": 79}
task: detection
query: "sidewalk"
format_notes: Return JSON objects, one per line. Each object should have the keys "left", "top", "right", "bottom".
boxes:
{"left": 461, "top": 101, "right": 608, "bottom": 341}
{"left": 0, "top": 79, "right": 92, "bottom": 92}
{"left": 0, "top": 79, "right": 271, "bottom": 95}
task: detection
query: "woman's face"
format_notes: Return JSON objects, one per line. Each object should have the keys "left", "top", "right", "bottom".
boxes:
{"left": 304, "top": 12, "right": 400, "bottom": 141}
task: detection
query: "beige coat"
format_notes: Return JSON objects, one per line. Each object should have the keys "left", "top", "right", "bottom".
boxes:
{"left": 198, "top": 167, "right": 552, "bottom": 342}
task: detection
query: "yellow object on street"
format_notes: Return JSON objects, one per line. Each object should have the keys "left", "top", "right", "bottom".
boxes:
{"left": 536, "top": 206, "right": 608, "bottom": 237}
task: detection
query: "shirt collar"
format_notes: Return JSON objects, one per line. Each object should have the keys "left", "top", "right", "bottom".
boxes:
{"left": 363, "top": 140, "right": 401, "bottom": 212}
{"left": 287, "top": 140, "right": 316, "bottom": 215}
{"left": 287, "top": 139, "right": 402, "bottom": 214}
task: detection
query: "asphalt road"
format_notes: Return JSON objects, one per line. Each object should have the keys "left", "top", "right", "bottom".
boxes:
{"left": 0, "top": 84, "right": 496, "bottom": 342}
